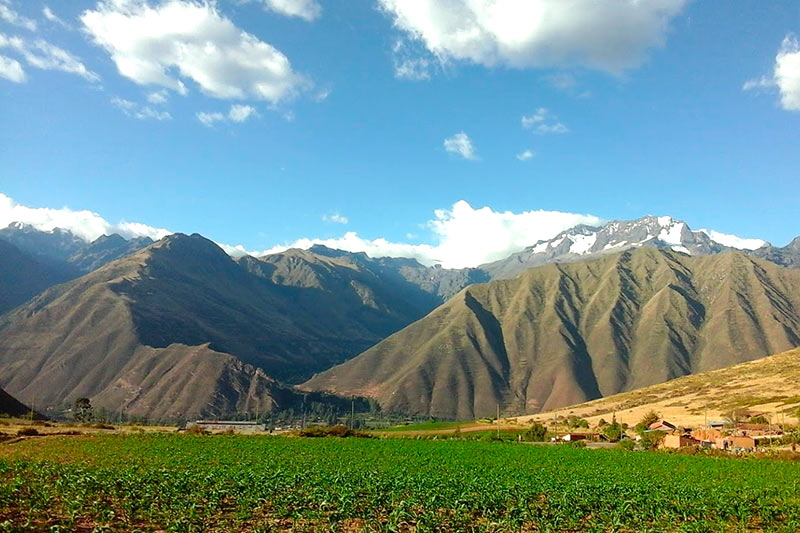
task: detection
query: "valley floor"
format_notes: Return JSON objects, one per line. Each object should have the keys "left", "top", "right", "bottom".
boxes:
{"left": 2, "top": 433, "right": 799, "bottom": 531}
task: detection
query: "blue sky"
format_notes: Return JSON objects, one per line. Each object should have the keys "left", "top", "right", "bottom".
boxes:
{"left": 1, "top": 0, "right": 799, "bottom": 267}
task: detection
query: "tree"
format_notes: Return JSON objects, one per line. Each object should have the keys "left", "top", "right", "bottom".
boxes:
{"left": 567, "top": 416, "right": 589, "bottom": 429}
{"left": 639, "top": 431, "right": 664, "bottom": 450}
{"left": 603, "top": 415, "right": 624, "bottom": 442}
{"left": 73, "top": 397, "right": 93, "bottom": 422}
{"left": 635, "top": 410, "right": 661, "bottom": 434}
{"left": 526, "top": 422, "right": 547, "bottom": 442}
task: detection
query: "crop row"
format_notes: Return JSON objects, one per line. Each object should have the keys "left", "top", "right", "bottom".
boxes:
{"left": 1, "top": 435, "right": 799, "bottom": 531}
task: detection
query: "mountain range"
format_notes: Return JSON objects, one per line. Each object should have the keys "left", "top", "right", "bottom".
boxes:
{"left": 305, "top": 248, "right": 800, "bottom": 419}
{"left": 480, "top": 215, "right": 800, "bottom": 279}
{"left": 0, "top": 233, "right": 484, "bottom": 419}
{"left": 1, "top": 215, "right": 799, "bottom": 421}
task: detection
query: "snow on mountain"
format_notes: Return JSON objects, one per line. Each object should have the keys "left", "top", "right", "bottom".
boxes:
{"left": 480, "top": 215, "right": 774, "bottom": 280}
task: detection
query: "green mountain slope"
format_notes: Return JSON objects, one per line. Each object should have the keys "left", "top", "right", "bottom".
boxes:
{"left": 304, "top": 248, "right": 800, "bottom": 419}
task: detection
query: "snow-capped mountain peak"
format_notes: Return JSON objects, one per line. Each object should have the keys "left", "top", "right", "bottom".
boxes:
{"left": 481, "top": 215, "right": 779, "bottom": 279}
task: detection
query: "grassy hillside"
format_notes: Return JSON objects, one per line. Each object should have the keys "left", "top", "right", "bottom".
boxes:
{"left": 306, "top": 248, "right": 800, "bottom": 419}
{"left": 518, "top": 347, "right": 800, "bottom": 428}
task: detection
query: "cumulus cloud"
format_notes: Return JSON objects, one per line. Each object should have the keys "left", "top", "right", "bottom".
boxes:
{"left": 377, "top": 0, "right": 686, "bottom": 74}
{"left": 81, "top": 0, "right": 308, "bottom": 102}
{"left": 228, "top": 104, "right": 257, "bottom": 122}
{"left": 197, "top": 104, "right": 258, "bottom": 126}
{"left": 322, "top": 213, "right": 348, "bottom": 224}
{"left": 146, "top": 89, "right": 169, "bottom": 104}
{"left": 516, "top": 149, "right": 534, "bottom": 161}
{"left": 0, "top": 33, "right": 99, "bottom": 82}
{"left": 444, "top": 132, "right": 477, "bottom": 160}
{"left": 259, "top": 0, "right": 321, "bottom": 21}
{"left": 745, "top": 35, "right": 800, "bottom": 111}
{"left": 254, "top": 200, "right": 602, "bottom": 268}
{"left": 521, "top": 108, "right": 568, "bottom": 134}
{"left": 0, "top": 0, "right": 36, "bottom": 32}
{"left": 111, "top": 97, "right": 171, "bottom": 120}
{"left": 0, "top": 53, "right": 24, "bottom": 82}
{"left": 0, "top": 193, "right": 171, "bottom": 242}
{"left": 699, "top": 229, "right": 767, "bottom": 251}
{"left": 197, "top": 111, "right": 225, "bottom": 126}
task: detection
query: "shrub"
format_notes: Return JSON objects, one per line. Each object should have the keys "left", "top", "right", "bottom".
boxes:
{"left": 639, "top": 431, "right": 664, "bottom": 450}
{"left": 617, "top": 439, "right": 635, "bottom": 451}
{"left": 635, "top": 410, "right": 661, "bottom": 434}
{"left": 566, "top": 416, "right": 589, "bottom": 429}
{"left": 17, "top": 427, "right": 39, "bottom": 436}
{"left": 604, "top": 418, "right": 624, "bottom": 442}
{"left": 299, "top": 425, "right": 371, "bottom": 438}
{"left": 185, "top": 425, "right": 208, "bottom": 435}
{"left": 525, "top": 422, "right": 547, "bottom": 442}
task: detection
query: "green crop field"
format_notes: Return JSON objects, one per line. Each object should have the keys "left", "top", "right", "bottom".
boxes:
{"left": 1, "top": 435, "right": 799, "bottom": 531}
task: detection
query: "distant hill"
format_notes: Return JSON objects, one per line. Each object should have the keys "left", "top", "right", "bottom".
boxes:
{"left": 0, "top": 234, "right": 474, "bottom": 419}
{"left": 0, "top": 224, "right": 154, "bottom": 314}
{"left": 305, "top": 248, "right": 800, "bottom": 420}
{"left": 518, "top": 347, "right": 800, "bottom": 429}
{"left": 0, "top": 222, "right": 154, "bottom": 274}
{"left": 0, "top": 239, "right": 75, "bottom": 314}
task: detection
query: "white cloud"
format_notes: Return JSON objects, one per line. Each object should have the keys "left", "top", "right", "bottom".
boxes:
{"left": 0, "top": 53, "right": 25, "bottom": 82}
{"left": 0, "top": 33, "right": 99, "bottom": 82}
{"left": 42, "top": 6, "right": 69, "bottom": 28}
{"left": 516, "top": 149, "right": 534, "bottom": 161}
{"left": 197, "top": 111, "right": 226, "bottom": 126}
{"left": 259, "top": 0, "right": 321, "bottom": 21}
{"left": 699, "top": 229, "right": 767, "bottom": 251}
{"left": 322, "top": 213, "right": 348, "bottom": 224}
{"left": 775, "top": 35, "right": 800, "bottom": 110}
{"left": 256, "top": 200, "right": 602, "bottom": 268}
{"left": 81, "top": 0, "right": 308, "bottom": 102}
{"left": 744, "top": 35, "right": 800, "bottom": 111}
{"left": 228, "top": 104, "right": 256, "bottom": 122}
{"left": 197, "top": 104, "right": 258, "bottom": 126}
{"left": 197, "top": 111, "right": 225, "bottom": 126}
{"left": 392, "top": 39, "right": 432, "bottom": 81}
{"left": 377, "top": 0, "right": 686, "bottom": 74}
{"left": 394, "top": 57, "right": 431, "bottom": 81}
{"left": 0, "top": 193, "right": 171, "bottom": 242}
{"left": 0, "top": 1, "right": 37, "bottom": 32}
{"left": 146, "top": 89, "right": 169, "bottom": 104}
{"left": 111, "top": 97, "right": 171, "bottom": 120}
{"left": 444, "top": 132, "right": 477, "bottom": 160}
{"left": 521, "top": 107, "right": 568, "bottom": 134}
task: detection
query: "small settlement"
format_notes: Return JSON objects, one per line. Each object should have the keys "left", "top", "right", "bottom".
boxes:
{"left": 639, "top": 417, "right": 784, "bottom": 452}
{"left": 550, "top": 411, "right": 790, "bottom": 453}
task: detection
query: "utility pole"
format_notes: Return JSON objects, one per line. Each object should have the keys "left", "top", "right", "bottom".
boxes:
{"left": 496, "top": 403, "right": 500, "bottom": 439}
{"left": 350, "top": 397, "right": 355, "bottom": 430}
{"left": 301, "top": 394, "right": 307, "bottom": 430}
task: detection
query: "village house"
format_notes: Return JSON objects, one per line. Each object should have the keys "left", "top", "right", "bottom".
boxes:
{"left": 715, "top": 436, "right": 756, "bottom": 452}
{"left": 662, "top": 434, "right": 700, "bottom": 449}
{"left": 648, "top": 420, "right": 677, "bottom": 432}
